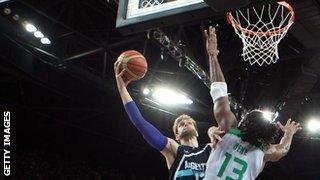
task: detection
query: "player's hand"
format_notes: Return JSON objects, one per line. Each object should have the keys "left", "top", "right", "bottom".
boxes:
{"left": 277, "top": 119, "right": 302, "bottom": 135}
{"left": 114, "top": 60, "right": 130, "bottom": 88}
{"left": 208, "top": 126, "right": 225, "bottom": 148}
{"left": 204, "top": 26, "right": 218, "bottom": 56}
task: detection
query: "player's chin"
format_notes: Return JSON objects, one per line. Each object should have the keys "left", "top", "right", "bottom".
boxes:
{"left": 180, "top": 129, "right": 197, "bottom": 139}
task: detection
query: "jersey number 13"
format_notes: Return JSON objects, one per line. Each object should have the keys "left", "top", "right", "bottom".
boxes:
{"left": 217, "top": 152, "right": 248, "bottom": 180}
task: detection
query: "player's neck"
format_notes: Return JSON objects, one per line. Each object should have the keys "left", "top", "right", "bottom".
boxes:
{"left": 180, "top": 136, "right": 198, "bottom": 148}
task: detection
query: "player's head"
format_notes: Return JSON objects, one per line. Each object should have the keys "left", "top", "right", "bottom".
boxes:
{"left": 238, "top": 110, "right": 279, "bottom": 147}
{"left": 173, "top": 114, "right": 198, "bottom": 142}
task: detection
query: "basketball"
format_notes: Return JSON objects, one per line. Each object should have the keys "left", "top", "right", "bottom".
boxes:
{"left": 117, "top": 50, "right": 148, "bottom": 81}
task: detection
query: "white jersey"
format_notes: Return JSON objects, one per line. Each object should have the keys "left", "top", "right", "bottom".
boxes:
{"left": 204, "top": 128, "right": 264, "bottom": 180}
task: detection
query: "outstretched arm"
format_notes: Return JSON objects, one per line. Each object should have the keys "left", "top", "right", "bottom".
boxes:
{"left": 264, "top": 119, "right": 301, "bottom": 162}
{"left": 204, "top": 26, "right": 237, "bottom": 132}
{"left": 114, "top": 60, "right": 179, "bottom": 168}
{"left": 114, "top": 60, "right": 168, "bottom": 151}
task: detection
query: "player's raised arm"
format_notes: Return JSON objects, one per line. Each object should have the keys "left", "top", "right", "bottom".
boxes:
{"left": 204, "top": 26, "right": 237, "bottom": 132}
{"left": 264, "top": 119, "right": 302, "bottom": 162}
{"left": 114, "top": 58, "right": 179, "bottom": 168}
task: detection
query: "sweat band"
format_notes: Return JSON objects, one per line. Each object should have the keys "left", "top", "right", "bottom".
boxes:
{"left": 210, "top": 82, "right": 228, "bottom": 102}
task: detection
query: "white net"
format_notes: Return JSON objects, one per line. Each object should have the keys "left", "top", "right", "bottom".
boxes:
{"left": 227, "top": 1, "right": 295, "bottom": 66}
{"left": 140, "top": 0, "right": 164, "bottom": 8}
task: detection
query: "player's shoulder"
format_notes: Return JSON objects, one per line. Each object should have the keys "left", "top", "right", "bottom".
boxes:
{"left": 226, "top": 128, "right": 243, "bottom": 137}
{"left": 167, "top": 138, "right": 179, "bottom": 150}
{"left": 160, "top": 138, "right": 179, "bottom": 157}
{"left": 220, "top": 128, "right": 243, "bottom": 144}
{"left": 179, "top": 144, "right": 211, "bottom": 153}
{"left": 198, "top": 144, "right": 212, "bottom": 152}
{"left": 225, "top": 128, "right": 265, "bottom": 152}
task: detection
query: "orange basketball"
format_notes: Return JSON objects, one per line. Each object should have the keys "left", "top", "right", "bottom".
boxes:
{"left": 117, "top": 50, "right": 147, "bottom": 81}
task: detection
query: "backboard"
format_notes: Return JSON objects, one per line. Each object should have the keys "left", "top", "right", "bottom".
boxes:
{"left": 116, "top": 0, "right": 218, "bottom": 35}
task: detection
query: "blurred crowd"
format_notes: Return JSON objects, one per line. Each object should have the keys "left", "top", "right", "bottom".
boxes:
{"left": 12, "top": 149, "right": 157, "bottom": 180}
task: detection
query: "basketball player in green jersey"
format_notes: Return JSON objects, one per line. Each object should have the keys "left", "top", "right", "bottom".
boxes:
{"left": 203, "top": 26, "right": 302, "bottom": 180}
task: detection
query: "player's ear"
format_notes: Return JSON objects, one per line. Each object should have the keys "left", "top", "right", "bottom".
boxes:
{"left": 175, "top": 133, "right": 180, "bottom": 141}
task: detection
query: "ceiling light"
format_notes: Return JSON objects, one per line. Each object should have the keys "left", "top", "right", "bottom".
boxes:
{"left": 3, "top": 8, "right": 11, "bottom": 15}
{"left": 152, "top": 87, "right": 193, "bottom": 105}
{"left": 25, "top": 23, "right": 37, "bottom": 32}
{"left": 34, "top": 31, "right": 44, "bottom": 38}
{"left": 40, "top": 37, "right": 51, "bottom": 44}
{"left": 143, "top": 88, "right": 150, "bottom": 95}
{"left": 307, "top": 119, "right": 320, "bottom": 132}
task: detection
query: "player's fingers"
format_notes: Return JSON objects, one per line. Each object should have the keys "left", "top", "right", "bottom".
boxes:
{"left": 125, "top": 80, "right": 131, "bottom": 86}
{"left": 211, "top": 28, "right": 216, "bottom": 38}
{"left": 294, "top": 122, "right": 301, "bottom": 128}
{"left": 208, "top": 126, "right": 217, "bottom": 135}
{"left": 204, "top": 30, "right": 208, "bottom": 39}
{"left": 114, "top": 60, "right": 121, "bottom": 70}
{"left": 215, "top": 130, "right": 225, "bottom": 135}
{"left": 285, "top": 118, "right": 291, "bottom": 126}
{"left": 114, "top": 61, "right": 120, "bottom": 74}
{"left": 118, "top": 69, "right": 126, "bottom": 77}
{"left": 277, "top": 121, "right": 283, "bottom": 127}
{"left": 292, "top": 121, "right": 299, "bottom": 128}
{"left": 277, "top": 121, "right": 284, "bottom": 131}
{"left": 115, "top": 62, "right": 121, "bottom": 74}
{"left": 214, "top": 134, "right": 223, "bottom": 142}
{"left": 115, "top": 64, "right": 123, "bottom": 76}
{"left": 209, "top": 136, "right": 215, "bottom": 142}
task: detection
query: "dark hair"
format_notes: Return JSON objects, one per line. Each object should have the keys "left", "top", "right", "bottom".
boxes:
{"left": 238, "top": 110, "right": 279, "bottom": 148}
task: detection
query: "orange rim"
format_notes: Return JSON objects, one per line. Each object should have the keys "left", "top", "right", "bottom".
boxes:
{"left": 226, "top": 1, "right": 295, "bottom": 36}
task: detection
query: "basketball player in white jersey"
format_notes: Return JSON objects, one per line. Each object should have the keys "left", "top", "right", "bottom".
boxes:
{"left": 203, "top": 26, "right": 301, "bottom": 180}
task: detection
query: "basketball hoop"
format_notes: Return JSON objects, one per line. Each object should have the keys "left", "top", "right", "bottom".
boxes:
{"left": 226, "top": 1, "right": 295, "bottom": 66}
